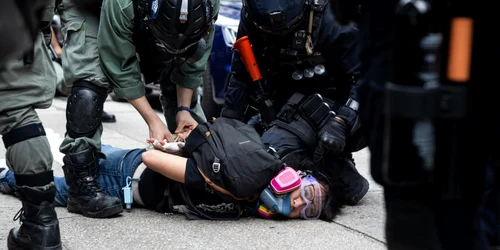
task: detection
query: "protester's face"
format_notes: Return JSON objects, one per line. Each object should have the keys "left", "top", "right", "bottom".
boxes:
{"left": 287, "top": 180, "right": 325, "bottom": 219}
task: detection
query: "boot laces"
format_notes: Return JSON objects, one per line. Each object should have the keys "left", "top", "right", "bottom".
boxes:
{"left": 78, "top": 176, "right": 104, "bottom": 193}
{"left": 13, "top": 208, "right": 25, "bottom": 224}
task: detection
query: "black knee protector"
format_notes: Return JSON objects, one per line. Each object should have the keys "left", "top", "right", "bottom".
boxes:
{"left": 66, "top": 80, "right": 108, "bottom": 139}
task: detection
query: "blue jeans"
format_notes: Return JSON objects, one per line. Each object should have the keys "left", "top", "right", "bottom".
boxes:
{"left": 3, "top": 145, "right": 145, "bottom": 206}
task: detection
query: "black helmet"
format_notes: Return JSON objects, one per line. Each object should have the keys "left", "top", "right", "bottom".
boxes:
{"left": 243, "top": 0, "right": 306, "bottom": 36}
{"left": 146, "top": 0, "right": 213, "bottom": 54}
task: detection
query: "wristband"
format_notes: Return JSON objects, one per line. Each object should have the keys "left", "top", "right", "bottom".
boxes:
{"left": 176, "top": 106, "right": 194, "bottom": 115}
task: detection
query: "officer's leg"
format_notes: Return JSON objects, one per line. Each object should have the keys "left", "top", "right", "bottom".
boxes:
{"left": 1, "top": 108, "right": 61, "bottom": 250}
{"left": 0, "top": 168, "right": 70, "bottom": 207}
{"left": 338, "top": 127, "right": 370, "bottom": 206}
{"left": 59, "top": 0, "right": 122, "bottom": 218}
{"left": 478, "top": 156, "right": 500, "bottom": 249}
{"left": 384, "top": 186, "right": 442, "bottom": 250}
{"left": 160, "top": 75, "right": 207, "bottom": 134}
{"left": 60, "top": 80, "right": 123, "bottom": 218}
{"left": 261, "top": 125, "right": 305, "bottom": 161}
{"left": 318, "top": 152, "right": 369, "bottom": 206}
{"left": 0, "top": 24, "right": 61, "bottom": 248}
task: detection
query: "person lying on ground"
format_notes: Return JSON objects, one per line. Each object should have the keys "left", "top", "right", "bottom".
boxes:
{"left": 1, "top": 125, "right": 344, "bottom": 221}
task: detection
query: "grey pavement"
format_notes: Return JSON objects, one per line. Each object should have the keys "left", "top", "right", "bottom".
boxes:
{"left": 0, "top": 97, "right": 387, "bottom": 250}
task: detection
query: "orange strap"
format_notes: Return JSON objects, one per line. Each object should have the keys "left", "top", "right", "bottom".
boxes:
{"left": 447, "top": 17, "right": 474, "bottom": 82}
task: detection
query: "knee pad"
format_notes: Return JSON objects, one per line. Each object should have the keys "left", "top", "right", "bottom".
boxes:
{"left": 66, "top": 80, "right": 107, "bottom": 139}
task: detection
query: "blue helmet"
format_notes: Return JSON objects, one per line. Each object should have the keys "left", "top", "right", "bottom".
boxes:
{"left": 242, "top": 0, "right": 307, "bottom": 36}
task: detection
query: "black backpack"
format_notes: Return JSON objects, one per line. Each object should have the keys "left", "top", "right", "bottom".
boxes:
{"left": 183, "top": 117, "right": 284, "bottom": 202}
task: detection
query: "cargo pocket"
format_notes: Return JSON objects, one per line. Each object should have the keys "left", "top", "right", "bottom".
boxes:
{"left": 62, "top": 20, "right": 86, "bottom": 60}
{"left": 62, "top": 20, "right": 86, "bottom": 83}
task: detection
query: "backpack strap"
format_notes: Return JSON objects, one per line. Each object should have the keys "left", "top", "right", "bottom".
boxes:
{"left": 182, "top": 124, "right": 207, "bottom": 156}
{"left": 196, "top": 167, "right": 260, "bottom": 202}
{"left": 189, "top": 121, "right": 226, "bottom": 170}
{"left": 178, "top": 185, "right": 242, "bottom": 220}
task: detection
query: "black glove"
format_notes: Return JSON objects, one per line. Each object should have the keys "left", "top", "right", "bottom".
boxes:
{"left": 317, "top": 116, "right": 348, "bottom": 156}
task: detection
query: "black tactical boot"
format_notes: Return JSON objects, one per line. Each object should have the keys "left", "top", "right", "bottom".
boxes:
{"left": 338, "top": 156, "right": 369, "bottom": 205}
{"left": 7, "top": 173, "right": 61, "bottom": 250}
{"left": 101, "top": 111, "right": 116, "bottom": 123}
{"left": 63, "top": 148, "right": 123, "bottom": 218}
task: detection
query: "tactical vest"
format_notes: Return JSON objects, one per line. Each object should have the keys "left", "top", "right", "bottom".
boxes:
{"left": 131, "top": 0, "right": 214, "bottom": 84}
{"left": 262, "top": 0, "right": 329, "bottom": 82}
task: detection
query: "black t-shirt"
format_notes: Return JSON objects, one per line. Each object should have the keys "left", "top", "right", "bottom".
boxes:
{"left": 138, "top": 158, "right": 252, "bottom": 217}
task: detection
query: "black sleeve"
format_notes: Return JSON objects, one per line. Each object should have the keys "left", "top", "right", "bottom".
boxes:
{"left": 183, "top": 158, "right": 206, "bottom": 190}
{"left": 319, "top": 5, "right": 362, "bottom": 103}
{"left": 220, "top": 21, "right": 254, "bottom": 120}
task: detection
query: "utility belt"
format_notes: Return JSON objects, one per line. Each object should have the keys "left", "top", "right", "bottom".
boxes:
{"left": 368, "top": 80, "right": 468, "bottom": 188}
{"left": 270, "top": 92, "right": 334, "bottom": 152}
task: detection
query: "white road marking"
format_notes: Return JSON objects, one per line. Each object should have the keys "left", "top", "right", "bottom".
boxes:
{"left": 0, "top": 128, "right": 65, "bottom": 167}
{"left": 45, "top": 128, "right": 65, "bottom": 166}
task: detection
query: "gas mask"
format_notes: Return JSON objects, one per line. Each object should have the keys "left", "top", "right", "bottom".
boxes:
{"left": 259, "top": 167, "right": 323, "bottom": 219}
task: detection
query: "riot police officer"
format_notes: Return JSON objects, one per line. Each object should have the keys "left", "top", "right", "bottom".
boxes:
{"left": 334, "top": 0, "right": 497, "bottom": 249}
{"left": 1, "top": 1, "right": 62, "bottom": 249}
{"left": 58, "top": 0, "right": 219, "bottom": 218}
{"left": 221, "top": 0, "right": 369, "bottom": 205}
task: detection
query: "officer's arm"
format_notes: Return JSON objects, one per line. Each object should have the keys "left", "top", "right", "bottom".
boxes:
{"left": 323, "top": 23, "right": 362, "bottom": 133}
{"left": 172, "top": 26, "right": 215, "bottom": 107}
{"left": 98, "top": 0, "right": 145, "bottom": 100}
{"left": 172, "top": 0, "right": 220, "bottom": 110}
{"left": 220, "top": 21, "right": 254, "bottom": 120}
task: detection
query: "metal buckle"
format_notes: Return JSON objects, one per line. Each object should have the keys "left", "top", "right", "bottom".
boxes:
{"left": 212, "top": 162, "right": 221, "bottom": 173}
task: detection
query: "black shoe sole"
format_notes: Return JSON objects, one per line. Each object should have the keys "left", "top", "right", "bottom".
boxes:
{"left": 67, "top": 199, "right": 123, "bottom": 218}
{"left": 345, "top": 179, "right": 370, "bottom": 206}
{"left": 101, "top": 118, "right": 116, "bottom": 123}
{"left": 8, "top": 228, "right": 62, "bottom": 250}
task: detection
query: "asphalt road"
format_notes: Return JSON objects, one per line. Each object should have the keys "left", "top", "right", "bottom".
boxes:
{"left": 0, "top": 97, "right": 387, "bottom": 250}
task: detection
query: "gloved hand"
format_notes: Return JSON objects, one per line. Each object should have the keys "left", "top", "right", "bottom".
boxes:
{"left": 317, "top": 116, "right": 348, "bottom": 156}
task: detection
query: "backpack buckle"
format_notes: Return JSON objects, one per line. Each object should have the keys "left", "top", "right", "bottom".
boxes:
{"left": 212, "top": 157, "right": 221, "bottom": 173}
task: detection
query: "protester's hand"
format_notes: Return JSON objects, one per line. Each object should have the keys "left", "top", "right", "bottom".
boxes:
{"left": 175, "top": 111, "right": 198, "bottom": 140}
{"left": 317, "top": 116, "right": 347, "bottom": 155}
{"left": 148, "top": 121, "right": 174, "bottom": 143}
{"left": 146, "top": 138, "right": 185, "bottom": 155}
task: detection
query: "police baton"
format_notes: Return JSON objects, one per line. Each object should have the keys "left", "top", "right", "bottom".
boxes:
{"left": 233, "top": 36, "right": 276, "bottom": 126}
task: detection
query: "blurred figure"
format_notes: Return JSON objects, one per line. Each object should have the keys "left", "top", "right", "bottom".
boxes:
{"left": 333, "top": 0, "right": 497, "bottom": 249}
{"left": 0, "top": 1, "right": 62, "bottom": 249}
{"left": 0, "top": 0, "right": 49, "bottom": 65}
